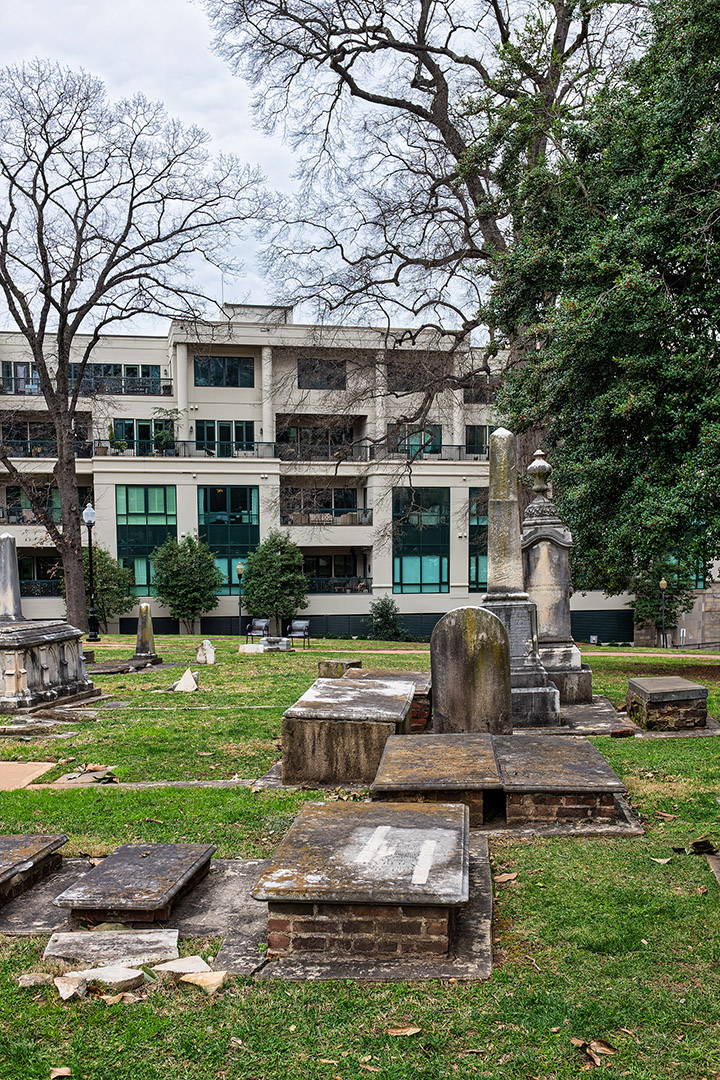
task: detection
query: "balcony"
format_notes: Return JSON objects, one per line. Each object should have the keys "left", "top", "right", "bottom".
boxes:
{"left": 71, "top": 376, "right": 173, "bottom": 396}
{"left": 2, "top": 440, "right": 93, "bottom": 459}
{"left": 20, "top": 579, "right": 62, "bottom": 597}
{"left": 93, "top": 440, "right": 278, "bottom": 459}
{"left": 0, "top": 506, "right": 62, "bottom": 526}
{"left": 277, "top": 442, "right": 373, "bottom": 463}
{"left": 277, "top": 442, "right": 489, "bottom": 463}
{"left": 306, "top": 576, "right": 373, "bottom": 594}
{"left": 282, "top": 508, "right": 373, "bottom": 527}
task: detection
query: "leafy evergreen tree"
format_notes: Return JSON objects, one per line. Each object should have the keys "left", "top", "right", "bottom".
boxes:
{"left": 490, "top": 0, "right": 720, "bottom": 596}
{"left": 369, "top": 596, "right": 402, "bottom": 641}
{"left": 240, "top": 530, "right": 308, "bottom": 634}
{"left": 150, "top": 535, "right": 225, "bottom": 633}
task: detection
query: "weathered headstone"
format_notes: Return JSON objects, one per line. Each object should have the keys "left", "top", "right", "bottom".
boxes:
{"left": 171, "top": 668, "right": 199, "bottom": 692}
{"left": 0, "top": 534, "right": 95, "bottom": 710}
{"left": 430, "top": 607, "right": 512, "bottom": 734}
{"left": 196, "top": 639, "right": 216, "bottom": 665}
{"left": 131, "top": 602, "right": 160, "bottom": 664}
{"left": 521, "top": 450, "right": 592, "bottom": 704}
{"left": 480, "top": 431, "right": 560, "bottom": 726}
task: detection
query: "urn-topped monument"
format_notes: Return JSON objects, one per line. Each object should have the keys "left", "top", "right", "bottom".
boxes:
{"left": 0, "top": 534, "right": 94, "bottom": 711}
{"left": 521, "top": 450, "right": 593, "bottom": 704}
{"left": 480, "top": 429, "right": 560, "bottom": 726}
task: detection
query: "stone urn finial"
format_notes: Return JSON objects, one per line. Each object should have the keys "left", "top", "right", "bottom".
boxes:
{"left": 527, "top": 449, "right": 552, "bottom": 495}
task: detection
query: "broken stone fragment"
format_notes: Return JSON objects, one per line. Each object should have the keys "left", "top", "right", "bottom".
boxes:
{"left": 169, "top": 668, "right": 199, "bottom": 692}
{"left": 63, "top": 966, "right": 145, "bottom": 992}
{"left": 54, "top": 975, "right": 87, "bottom": 1001}
{"left": 180, "top": 970, "right": 227, "bottom": 994}
{"left": 44, "top": 929, "right": 179, "bottom": 968}
{"left": 151, "top": 955, "right": 211, "bottom": 982}
{"left": 17, "top": 973, "right": 54, "bottom": 988}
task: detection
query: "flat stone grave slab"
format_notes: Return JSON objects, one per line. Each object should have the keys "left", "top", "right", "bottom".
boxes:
{"left": 44, "top": 929, "right": 179, "bottom": 967}
{"left": 343, "top": 668, "right": 432, "bottom": 730}
{"left": 0, "top": 761, "right": 55, "bottom": 789}
{"left": 493, "top": 734, "right": 626, "bottom": 825}
{"left": 53, "top": 843, "right": 216, "bottom": 923}
{"left": 0, "top": 834, "right": 67, "bottom": 904}
{"left": 257, "top": 834, "right": 491, "bottom": 983}
{"left": 282, "top": 677, "right": 415, "bottom": 785}
{"left": 626, "top": 677, "right": 708, "bottom": 731}
{"left": 371, "top": 734, "right": 502, "bottom": 825}
{"left": 253, "top": 801, "right": 469, "bottom": 961}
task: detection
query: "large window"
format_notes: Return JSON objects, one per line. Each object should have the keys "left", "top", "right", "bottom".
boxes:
{"left": 469, "top": 487, "right": 489, "bottom": 591}
{"left": 387, "top": 423, "right": 442, "bottom": 456}
{"left": 194, "top": 355, "right": 254, "bottom": 388}
{"left": 197, "top": 486, "right": 260, "bottom": 593}
{"left": 465, "top": 425, "right": 490, "bottom": 457}
{"left": 195, "top": 420, "right": 255, "bottom": 455}
{"left": 116, "top": 486, "right": 177, "bottom": 595}
{"left": 392, "top": 487, "right": 450, "bottom": 593}
{"left": 297, "top": 357, "right": 346, "bottom": 390}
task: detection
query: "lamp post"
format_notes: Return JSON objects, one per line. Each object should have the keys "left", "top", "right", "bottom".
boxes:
{"left": 659, "top": 576, "right": 668, "bottom": 649}
{"left": 236, "top": 562, "right": 244, "bottom": 636}
{"left": 82, "top": 503, "right": 100, "bottom": 642}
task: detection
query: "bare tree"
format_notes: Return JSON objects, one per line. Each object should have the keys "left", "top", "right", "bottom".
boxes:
{"left": 0, "top": 60, "right": 265, "bottom": 629}
{"left": 204, "top": 0, "right": 644, "bottom": 357}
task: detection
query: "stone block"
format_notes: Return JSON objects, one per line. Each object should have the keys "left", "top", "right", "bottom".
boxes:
{"left": 545, "top": 665, "right": 593, "bottom": 705}
{"left": 44, "top": 929, "right": 179, "bottom": 967}
{"left": 318, "top": 659, "right": 362, "bottom": 679}
{"left": 65, "top": 965, "right": 145, "bottom": 992}
{"left": 626, "top": 677, "right": 707, "bottom": 730}
{"left": 343, "top": 669, "right": 431, "bottom": 731}
{"left": 281, "top": 678, "right": 415, "bottom": 785}
{"left": 430, "top": 607, "right": 512, "bottom": 734}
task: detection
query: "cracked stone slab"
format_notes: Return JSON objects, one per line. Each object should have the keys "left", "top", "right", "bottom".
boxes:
{"left": 0, "top": 762, "right": 56, "bottom": 789}
{"left": 44, "top": 929, "right": 179, "bottom": 967}
{"left": 493, "top": 734, "right": 626, "bottom": 794}
{"left": 0, "top": 835, "right": 68, "bottom": 901}
{"left": 256, "top": 836, "right": 492, "bottom": 983}
{"left": 0, "top": 858, "right": 90, "bottom": 934}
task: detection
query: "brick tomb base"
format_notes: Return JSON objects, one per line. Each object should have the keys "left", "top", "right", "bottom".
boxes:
{"left": 267, "top": 900, "right": 451, "bottom": 958}
{"left": 626, "top": 677, "right": 707, "bottom": 731}
{"left": 505, "top": 792, "right": 616, "bottom": 825}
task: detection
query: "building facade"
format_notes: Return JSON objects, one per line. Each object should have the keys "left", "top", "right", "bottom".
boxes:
{"left": 1, "top": 303, "right": 707, "bottom": 643}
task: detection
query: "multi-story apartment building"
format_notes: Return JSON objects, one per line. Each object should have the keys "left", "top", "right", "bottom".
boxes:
{"left": 2, "top": 303, "right": 712, "bottom": 642}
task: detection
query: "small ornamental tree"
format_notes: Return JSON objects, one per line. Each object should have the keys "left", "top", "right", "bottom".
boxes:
{"left": 369, "top": 596, "right": 402, "bottom": 641}
{"left": 58, "top": 546, "right": 135, "bottom": 632}
{"left": 150, "top": 535, "right": 225, "bottom": 633}
{"left": 241, "top": 530, "right": 308, "bottom": 634}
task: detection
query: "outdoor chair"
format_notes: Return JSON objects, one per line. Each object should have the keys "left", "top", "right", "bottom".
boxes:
{"left": 286, "top": 619, "right": 311, "bottom": 648}
{"left": 246, "top": 618, "right": 270, "bottom": 642}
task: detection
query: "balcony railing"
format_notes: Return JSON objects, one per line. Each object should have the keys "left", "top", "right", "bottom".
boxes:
{"left": 1, "top": 440, "right": 93, "bottom": 459}
{"left": 0, "top": 506, "right": 62, "bottom": 525}
{"left": 306, "top": 576, "right": 372, "bottom": 594}
{"left": 282, "top": 508, "right": 373, "bottom": 526}
{"left": 277, "top": 442, "right": 373, "bottom": 462}
{"left": 71, "top": 376, "right": 173, "bottom": 396}
{"left": 0, "top": 376, "right": 173, "bottom": 396}
{"left": 93, "top": 440, "right": 278, "bottom": 458}
{"left": 20, "top": 579, "right": 62, "bottom": 597}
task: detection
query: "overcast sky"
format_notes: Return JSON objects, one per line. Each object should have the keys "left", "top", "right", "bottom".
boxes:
{"left": 1, "top": 0, "right": 297, "bottom": 327}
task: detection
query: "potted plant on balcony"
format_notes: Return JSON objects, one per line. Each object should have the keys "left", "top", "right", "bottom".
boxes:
{"left": 107, "top": 423, "right": 127, "bottom": 455}
{"left": 151, "top": 406, "right": 182, "bottom": 455}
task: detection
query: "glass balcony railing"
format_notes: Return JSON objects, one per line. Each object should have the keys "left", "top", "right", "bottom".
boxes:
{"left": 93, "top": 440, "right": 278, "bottom": 458}
{"left": 0, "top": 376, "right": 173, "bottom": 396}
{"left": 281, "top": 508, "right": 373, "bottom": 526}
{"left": 305, "top": 576, "right": 372, "bottom": 594}
{"left": 1, "top": 440, "right": 93, "bottom": 459}
{"left": 19, "top": 579, "right": 62, "bottom": 596}
{"left": 0, "top": 506, "right": 62, "bottom": 525}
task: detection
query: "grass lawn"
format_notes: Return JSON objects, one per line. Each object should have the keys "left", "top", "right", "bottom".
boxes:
{"left": 0, "top": 638, "right": 719, "bottom": 1080}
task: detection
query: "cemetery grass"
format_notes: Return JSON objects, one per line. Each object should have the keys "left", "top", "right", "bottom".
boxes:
{"left": 0, "top": 641, "right": 718, "bottom": 1078}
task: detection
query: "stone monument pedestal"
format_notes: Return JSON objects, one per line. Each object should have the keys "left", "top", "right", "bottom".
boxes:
{"left": 626, "top": 677, "right": 707, "bottom": 730}
{"left": 481, "top": 596, "right": 560, "bottom": 726}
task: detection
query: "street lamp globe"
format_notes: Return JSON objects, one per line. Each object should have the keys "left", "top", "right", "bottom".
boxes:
{"left": 82, "top": 504, "right": 97, "bottom": 527}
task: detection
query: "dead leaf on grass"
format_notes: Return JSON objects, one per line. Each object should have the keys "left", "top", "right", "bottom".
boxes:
{"left": 698, "top": 885, "right": 709, "bottom": 895}
{"left": 359, "top": 1067, "right": 380, "bottom": 1074}
{"left": 50, "top": 1071, "right": 72, "bottom": 1079}
{"left": 650, "top": 858, "right": 672, "bottom": 864}
{"left": 99, "top": 993, "right": 123, "bottom": 1004}
{"left": 387, "top": 1026, "right": 421, "bottom": 1036}
{"left": 656, "top": 811, "right": 679, "bottom": 820}
{"left": 571, "top": 1036, "right": 617, "bottom": 1068}
{"left": 318, "top": 1059, "right": 339, "bottom": 1065}
{"left": 494, "top": 872, "right": 518, "bottom": 883}
{"left": 197, "top": 751, "right": 212, "bottom": 756}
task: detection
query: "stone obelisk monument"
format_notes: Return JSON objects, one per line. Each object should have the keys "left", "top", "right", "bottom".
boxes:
{"left": 481, "top": 429, "right": 560, "bottom": 726}
{"left": 521, "top": 450, "right": 592, "bottom": 704}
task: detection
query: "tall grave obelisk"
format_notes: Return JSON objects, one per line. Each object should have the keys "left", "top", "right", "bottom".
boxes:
{"left": 481, "top": 429, "right": 560, "bottom": 726}
{"left": 521, "top": 449, "right": 592, "bottom": 704}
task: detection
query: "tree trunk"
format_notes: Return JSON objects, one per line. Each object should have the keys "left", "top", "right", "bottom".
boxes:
{"left": 55, "top": 446, "right": 88, "bottom": 631}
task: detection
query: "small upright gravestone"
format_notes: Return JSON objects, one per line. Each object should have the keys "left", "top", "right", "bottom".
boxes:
{"left": 430, "top": 607, "right": 512, "bottom": 734}
{"left": 196, "top": 639, "right": 216, "bottom": 665}
{"left": 131, "top": 603, "right": 161, "bottom": 665}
